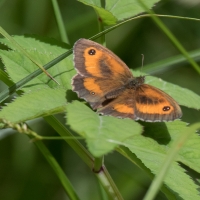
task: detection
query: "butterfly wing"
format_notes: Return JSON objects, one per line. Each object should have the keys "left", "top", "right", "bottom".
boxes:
{"left": 134, "top": 84, "right": 182, "bottom": 122}
{"left": 72, "top": 39, "right": 133, "bottom": 109}
{"left": 97, "top": 89, "right": 136, "bottom": 119}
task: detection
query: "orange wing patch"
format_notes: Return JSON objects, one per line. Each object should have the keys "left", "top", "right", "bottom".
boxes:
{"left": 113, "top": 104, "right": 134, "bottom": 114}
{"left": 106, "top": 55, "right": 128, "bottom": 76}
{"left": 83, "top": 77, "right": 102, "bottom": 94}
{"left": 136, "top": 103, "right": 174, "bottom": 114}
{"left": 84, "top": 47, "right": 103, "bottom": 77}
{"left": 83, "top": 46, "right": 131, "bottom": 79}
{"left": 139, "top": 86, "right": 165, "bottom": 99}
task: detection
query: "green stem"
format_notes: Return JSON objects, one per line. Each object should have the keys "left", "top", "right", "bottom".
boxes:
{"left": 142, "top": 48, "right": 200, "bottom": 74}
{"left": 137, "top": 0, "right": 200, "bottom": 75}
{"left": 96, "top": 165, "right": 124, "bottom": 200}
{"left": 93, "top": 156, "right": 104, "bottom": 172}
{"left": 51, "top": 0, "right": 69, "bottom": 44}
{"left": 44, "top": 115, "right": 94, "bottom": 167}
{"left": 34, "top": 139, "right": 80, "bottom": 200}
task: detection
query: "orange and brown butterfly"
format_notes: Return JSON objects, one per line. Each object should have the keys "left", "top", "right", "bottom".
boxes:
{"left": 71, "top": 38, "right": 182, "bottom": 122}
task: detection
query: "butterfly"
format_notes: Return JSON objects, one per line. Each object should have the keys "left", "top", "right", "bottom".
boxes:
{"left": 71, "top": 38, "right": 182, "bottom": 122}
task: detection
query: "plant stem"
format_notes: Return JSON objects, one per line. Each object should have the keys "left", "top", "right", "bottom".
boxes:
{"left": 34, "top": 138, "right": 80, "bottom": 200}
{"left": 137, "top": 0, "right": 200, "bottom": 75}
{"left": 51, "top": 0, "right": 69, "bottom": 44}
{"left": 93, "top": 156, "right": 104, "bottom": 172}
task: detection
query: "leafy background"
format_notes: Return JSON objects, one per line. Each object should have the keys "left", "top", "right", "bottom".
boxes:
{"left": 0, "top": 0, "right": 200, "bottom": 200}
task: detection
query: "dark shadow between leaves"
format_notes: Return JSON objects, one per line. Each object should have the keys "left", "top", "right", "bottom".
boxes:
{"left": 66, "top": 89, "right": 79, "bottom": 102}
{"left": 139, "top": 121, "right": 171, "bottom": 145}
{"left": 65, "top": 90, "right": 96, "bottom": 111}
{"left": 179, "top": 162, "right": 200, "bottom": 189}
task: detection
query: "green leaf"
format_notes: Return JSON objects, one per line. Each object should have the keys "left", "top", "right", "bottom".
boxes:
{"left": 78, "top": 0, "right": 117, "bottom": 25}
{"left": 0, "top": 36, "right": 75, "bottom": 92}
{"left": 177, "top": 127, "right": 200, "bottom": 173}
{"left": 106, "top": 0, "right": 159, "bottom": 21}
{"left": 0, "top": 88, "right": 66, "bottom": 126}
{"left": 78, "top": 0, "right": 160, "bottom": 25}
{"left": 66, "top": 101, "right": 143, "bottom": 157}
{"left": 122, "top": 121, "right": 200, "bottom": 200}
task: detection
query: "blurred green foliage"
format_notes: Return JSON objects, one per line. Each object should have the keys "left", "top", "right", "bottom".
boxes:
{"left": 0, "top": 0, "right": 200, "bottom": 200}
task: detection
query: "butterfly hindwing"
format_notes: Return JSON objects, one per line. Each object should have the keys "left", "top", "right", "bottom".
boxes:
{"left": 134, "top": 84, "right": 182, "bottom": 121}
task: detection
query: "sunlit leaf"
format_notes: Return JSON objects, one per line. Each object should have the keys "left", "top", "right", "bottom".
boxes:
{"left": 0, "top": 88, "right": 66, "bottom": 127}
{"left": 78, "top": 0, "right": 160, "bottom": 25}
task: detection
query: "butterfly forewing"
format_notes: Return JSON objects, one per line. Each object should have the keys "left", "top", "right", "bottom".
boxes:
{"left": 73, "top": 39, "right": 133, "bottom": 80}
{"left": 72, "top": 39, "right": 133, "bottom": 109}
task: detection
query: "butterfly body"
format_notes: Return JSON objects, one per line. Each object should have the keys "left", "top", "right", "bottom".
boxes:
{"left": 72, "top": 38, "right": 182, "bottom": 122}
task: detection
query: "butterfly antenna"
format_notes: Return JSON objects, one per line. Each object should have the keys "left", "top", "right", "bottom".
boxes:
{"left": 141, "top": 54, "right": 144, "bottom": 74}
{"left": 140, "top": 54, "right": 150, "bottom": 77}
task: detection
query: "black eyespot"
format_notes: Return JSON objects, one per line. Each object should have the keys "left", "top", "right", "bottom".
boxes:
{"left": 88, "top": 49, "right": 96, "bottom": 55}
{"left": 163, "top": 106, "right": 170, "bottom": 111}
{"left": 111, "top": 107, "right": 115, "bottom": 110}
{"left": 90, "top": 91, "right": 95, "bottom": 95}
